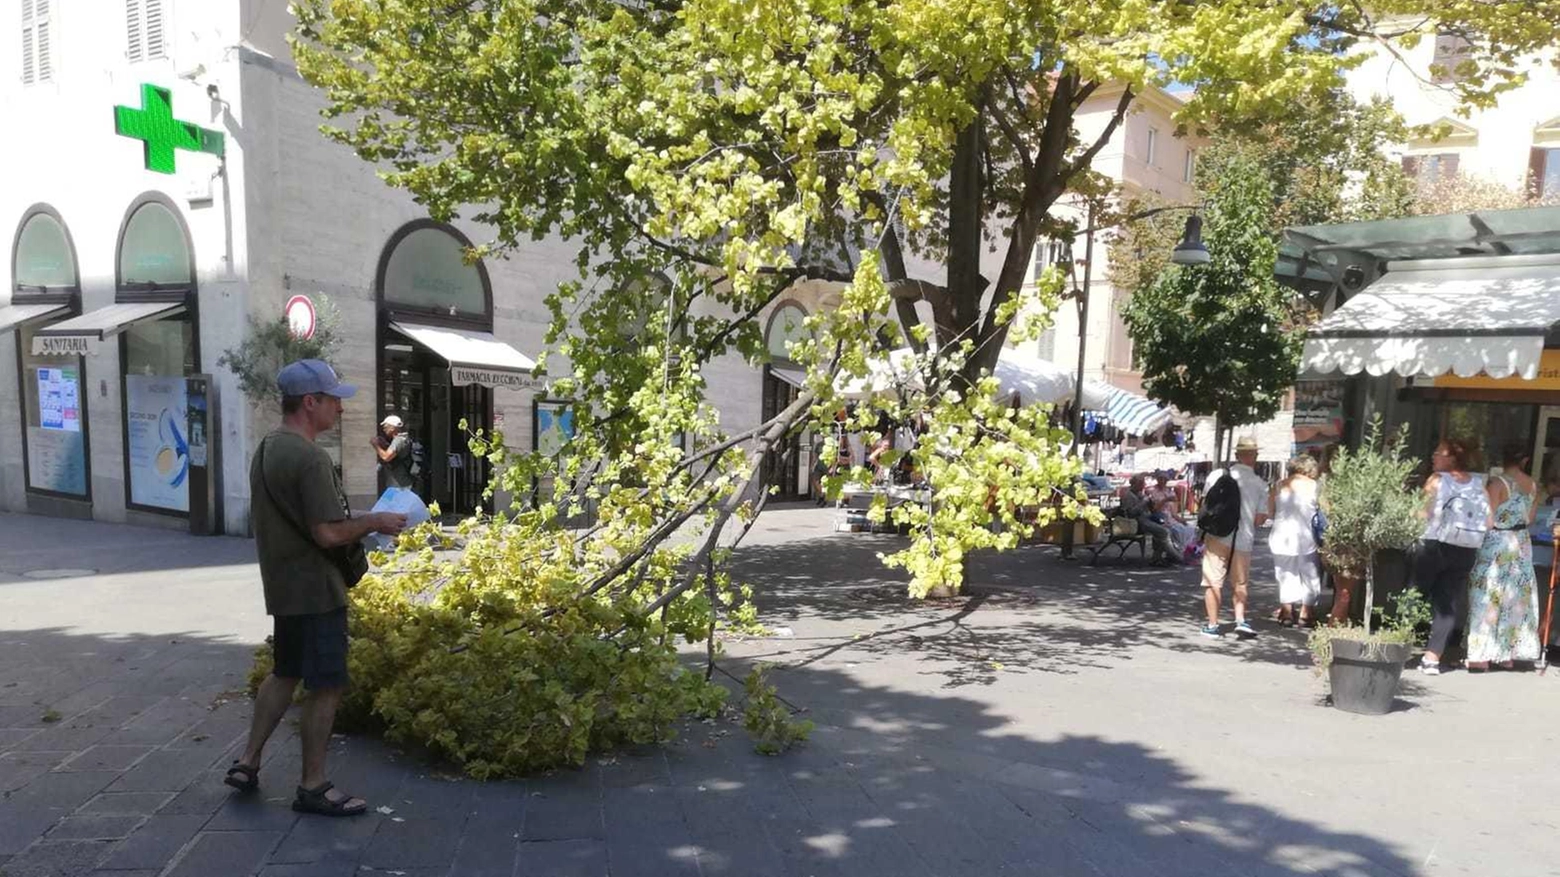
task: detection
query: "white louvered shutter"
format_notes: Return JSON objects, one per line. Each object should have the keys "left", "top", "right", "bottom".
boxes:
{"left": 34, "top": 19, "right": 50, "bottom": 81}
{"left": 22, "top": 33, "right": 34, "bottom": 85}
{"left": 144, "top": 0, "right": 164, "bottom": 60}
{"left": 33, "top": 0, "right": 50, "bottom": 82}
{"left": 126, "top": 0, "right": 144, "bottom": 62}
{"left": 21, "top": 0, "right": 36, "bottom": 84}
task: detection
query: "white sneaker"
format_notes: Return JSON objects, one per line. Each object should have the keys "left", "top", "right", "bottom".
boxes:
{"left": 1419, "top": 659, "right": 1441, "bottom": 676}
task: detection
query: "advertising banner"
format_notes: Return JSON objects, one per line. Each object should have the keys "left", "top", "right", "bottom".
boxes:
{"left": 125, "top": 374, "right": 190, "bottom": 512}
{"left": 27, "top": 366, "right": 87, "bottom": 495}
{"left": 1293, "top": 380, "right": 1346, "bottom": 457}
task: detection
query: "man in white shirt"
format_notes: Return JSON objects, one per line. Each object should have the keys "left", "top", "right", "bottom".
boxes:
{"left": 1200, "top": 436, "right": 1270, "bottom": 638}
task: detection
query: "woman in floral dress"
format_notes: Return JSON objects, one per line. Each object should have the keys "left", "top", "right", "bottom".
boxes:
{"left": 1466, "top": 445, "right": 1542, "bottom": 670}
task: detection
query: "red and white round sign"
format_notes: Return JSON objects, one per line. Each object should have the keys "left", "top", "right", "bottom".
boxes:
{"left": 284, "top": 295, "right": 316, "bottom": 340}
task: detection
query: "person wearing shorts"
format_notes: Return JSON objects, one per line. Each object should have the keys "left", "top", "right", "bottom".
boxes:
{"left": 1200, "top": 437, "right": 1270, "bottom": 639}
{"left": 224, "top": 360, "right": 405, "bottom": 817}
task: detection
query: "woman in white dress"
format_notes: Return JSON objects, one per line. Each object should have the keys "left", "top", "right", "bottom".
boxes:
{"left": 1269, "top": 455, "right": 1323, "bottom": 626}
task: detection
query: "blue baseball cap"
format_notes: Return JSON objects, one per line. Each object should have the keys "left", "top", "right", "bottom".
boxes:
{"left": 276, "top": 359, "right": 357, "bottom": 399}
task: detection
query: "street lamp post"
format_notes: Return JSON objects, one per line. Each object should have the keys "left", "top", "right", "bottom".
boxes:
{"left": 1057, "top": 204, "right": 1207, "bottom": 560}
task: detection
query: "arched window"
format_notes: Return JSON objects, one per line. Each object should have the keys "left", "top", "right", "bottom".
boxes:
{"left": 765, "top": 302, "right": 811, "bottom": 362}
{"left": 377, "top": 222, "right": 491, "bottom": 322}
{"left": 13, "top": 209, "right": 78, "bottom": 291}
{"left": 119, "top": 200, "right": 194, "bottom": 290}
{"left": 9, "top": 206, "right": 89, "bottom": 499}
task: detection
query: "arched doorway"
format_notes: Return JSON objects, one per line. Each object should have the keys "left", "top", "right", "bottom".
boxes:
{"left": 7, "top": 206, "right": 90, "bottom": 501}
{"left": 375, "top": 221, "right": 533, "bottom": 515}
{"left": 762, "top": 302, "right": 811, "bottom": 500}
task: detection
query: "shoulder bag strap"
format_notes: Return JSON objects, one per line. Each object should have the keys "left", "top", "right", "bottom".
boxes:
{"left": 256, "top": 436, "right": 324, "bottom": 550}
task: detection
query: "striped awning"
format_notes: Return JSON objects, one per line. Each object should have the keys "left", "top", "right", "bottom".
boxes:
{"left": 1097, "top": 386, "right": 1172, "bottom": 436}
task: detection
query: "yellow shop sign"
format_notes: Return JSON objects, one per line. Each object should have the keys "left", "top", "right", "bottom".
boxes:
{"left": 1429, "top": 350, "right": 1560, "bottom": 391}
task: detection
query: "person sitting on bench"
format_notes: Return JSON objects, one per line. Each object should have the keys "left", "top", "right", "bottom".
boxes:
{"left": 1122, "top": 474, "right": 1175, "bottom": 567}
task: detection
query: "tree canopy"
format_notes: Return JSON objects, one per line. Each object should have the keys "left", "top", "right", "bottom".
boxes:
{"left": 1121, "top": 147, "right": 1306, "bottom": 435}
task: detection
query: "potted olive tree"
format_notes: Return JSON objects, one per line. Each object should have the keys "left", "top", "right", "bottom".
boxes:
{"left": 1309, "top": 417, "right": 1425, "bottom": 715}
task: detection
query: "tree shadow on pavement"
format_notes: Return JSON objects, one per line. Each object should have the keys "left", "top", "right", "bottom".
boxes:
{"left": 672, "top": 659, "right": 1421, "bottom": 877}
{"left": 730, "top": 535, "right": 1322, "bottom": 685}
{"left": 0, "top": 622, "right": 1425, "bottom": 876}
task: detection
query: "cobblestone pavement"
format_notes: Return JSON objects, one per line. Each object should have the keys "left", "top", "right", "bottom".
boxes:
{"left": 3, "top": 507, "right": 1560, "bottom": 876}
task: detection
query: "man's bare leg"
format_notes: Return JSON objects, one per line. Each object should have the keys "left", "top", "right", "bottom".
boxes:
{"left": 1203, "top": 585, "right": 1223, "bottom": 628}
{"left": 1230, "top": 550, "right": 1252, "bottom": 625}
{"left": 237, "top": 674, "right": 299, "bottom": 770}
{"left": 1200, "top": 539, "right": 1232, "bottom": 627}
{"left": 298, "top": 687, "right": 362, "bottom": 808}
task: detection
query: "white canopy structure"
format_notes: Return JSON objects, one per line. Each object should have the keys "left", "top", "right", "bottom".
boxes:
{"left": 837, "top": 346, "right": 1171, "bottom": 435}
{"left": 1302, "top": 254, "right": 1560, "bottom": 380}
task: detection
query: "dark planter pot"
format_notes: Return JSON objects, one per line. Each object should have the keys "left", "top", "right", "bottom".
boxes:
{"left": 1328, "top": 639, "right": 1412, "bottom": 715}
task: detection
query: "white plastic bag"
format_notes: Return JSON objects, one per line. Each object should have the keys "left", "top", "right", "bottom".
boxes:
{"left": 364, "top": 487, "right": 432, "bottom": 550}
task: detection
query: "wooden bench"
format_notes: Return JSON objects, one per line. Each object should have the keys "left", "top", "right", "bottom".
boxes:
{"left": 1085, "top": 513, "right": 1148, "bottom": 566}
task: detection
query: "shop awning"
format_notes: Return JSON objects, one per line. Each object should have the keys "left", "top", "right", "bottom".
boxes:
{"left": 31, "top": 301, "right": 185, "bottom": 355}
{"left": 1302, "top": 255, "right": 1560, "bottom": 379}
{"left": 1097, "top": 385, "right": 1173, "bottom": 436}
{"left": 769, "top": 362, "right": 809, "bottom": 389}
{"left": 389, "top": 321, "right": 539, "bottom": 390}
{"left": 0, "top": 302, "right": 71, "bottom": 333}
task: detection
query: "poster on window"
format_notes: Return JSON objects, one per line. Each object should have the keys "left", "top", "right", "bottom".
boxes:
{"left": 1293, "top": 380, "right": 1346, "bottom": 457}
{"left": 37, "top": 367, "right": 81, "bottom": 432}
{"left": 125, "top": 374, "right": 190, "bottom": 512}
{"left": 534, "top": 400, "right": 576, "bottom": 459}
{"left": 27, "top": 366, "right": 88, "bottom": 496}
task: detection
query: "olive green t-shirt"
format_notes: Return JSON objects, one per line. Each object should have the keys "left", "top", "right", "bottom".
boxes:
{"left": 251, "top": 430, "right": 349, "bottom": 616}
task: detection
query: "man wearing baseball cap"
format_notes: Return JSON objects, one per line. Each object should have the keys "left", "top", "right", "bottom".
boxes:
{"left": 226, "top": 359, "right": 406, "bottom": 816}
{"left": 371, "top": 413, "right": 416, "bottom": 490}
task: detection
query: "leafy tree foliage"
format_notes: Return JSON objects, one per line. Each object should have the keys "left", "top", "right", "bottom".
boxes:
{"left": 218, "top": 297, "right": 342, "bottom": 404}
{"left": 1318, "top": 417, "right": 1424, "bottom": 635}
{"left": 1109, "top": 93, "right": 1414, "bottom": 298}
{"left": 1122, "top": 148, "right": 1305, "bottom": 433}
{"left": 280, "top": 0, "right": 1560, "bottom": 773}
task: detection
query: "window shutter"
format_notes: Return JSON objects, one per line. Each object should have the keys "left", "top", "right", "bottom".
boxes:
{"left": 126, "top": 0, "right": 144, "bottom": 62}
{"left": 34, "top": 20, "right": 49, "bottom": 81}
{"left": 1401, "top": 155, "right": 1421, "bottom": 178}
{"left": 22, "top": 26, "right": 35, "bottom": 85}
{"left": 1441, "top": 153, "right": 1459, "bottom": 178}
{"left": 1531, "top": 147, "right": 1548, "bottom": 198}
{"left": 144, "top": 0, "right": 165, "bottom": 60}
{"left": 1036, "top": 327, "right": 1056, "bottom": 362}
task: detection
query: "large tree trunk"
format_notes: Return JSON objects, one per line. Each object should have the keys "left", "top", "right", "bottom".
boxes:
{"left": 945, "top": 117, "right": 986, "bottom": 356}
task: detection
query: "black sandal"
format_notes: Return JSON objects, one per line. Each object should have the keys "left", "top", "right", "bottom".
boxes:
{"left": 223, "top": 762, "right": 259, "bottom": 793}
{"left": 291, "top": 781, "right": 368, "bottom": 817}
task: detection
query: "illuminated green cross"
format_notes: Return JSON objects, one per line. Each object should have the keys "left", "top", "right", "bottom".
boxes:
{"left": 113, "top": 83, "right": 225, "bottom": 175}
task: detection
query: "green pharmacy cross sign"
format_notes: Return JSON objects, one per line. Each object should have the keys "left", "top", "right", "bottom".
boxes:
{"left": 114, "top": 83, "right": 225, "bottom": 175}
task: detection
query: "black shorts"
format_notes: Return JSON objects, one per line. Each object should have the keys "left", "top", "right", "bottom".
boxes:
{"left": 272, "top": 607, "right": 350, "bottom": 690}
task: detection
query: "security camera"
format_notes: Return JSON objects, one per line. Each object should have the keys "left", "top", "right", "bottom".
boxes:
{"left": 176, "top": 63, "right": 207, "bottom": 81}
{"left": 1341, "top": 264, "right": 1366, "bottom": 290}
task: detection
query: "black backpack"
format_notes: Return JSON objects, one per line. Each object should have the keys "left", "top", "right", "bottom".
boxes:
{"left": 1198, "top": 474, "right": 1242, "bottom": 540}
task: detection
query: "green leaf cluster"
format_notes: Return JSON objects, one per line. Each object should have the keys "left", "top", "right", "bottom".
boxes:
{"left": 742, "top": 666, "right": 813, "bottom": 756}
{"left": 1318, "top": 417, "right": 1423, "bottom": 579}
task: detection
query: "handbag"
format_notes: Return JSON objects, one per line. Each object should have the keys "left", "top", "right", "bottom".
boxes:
{"left": 1310, "top": 507, "right": 1328, "bottom": 547}
{"left": 256, "top": 437, "right": 370, "bottom": 588}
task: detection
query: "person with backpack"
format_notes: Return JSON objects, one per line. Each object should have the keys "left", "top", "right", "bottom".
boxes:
{"left": 1416, "top": 438, "right": 1491, "bottom": 675}
{"left": 370, "top": 414, "right": 417, "bottom": 490}
{"left": 1197, "top": 436, "right": 1271, "bottom": 639}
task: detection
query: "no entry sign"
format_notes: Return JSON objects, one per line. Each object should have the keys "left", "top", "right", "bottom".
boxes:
{"left": 285, "top": 295, "right": 316, "bottom": 340}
